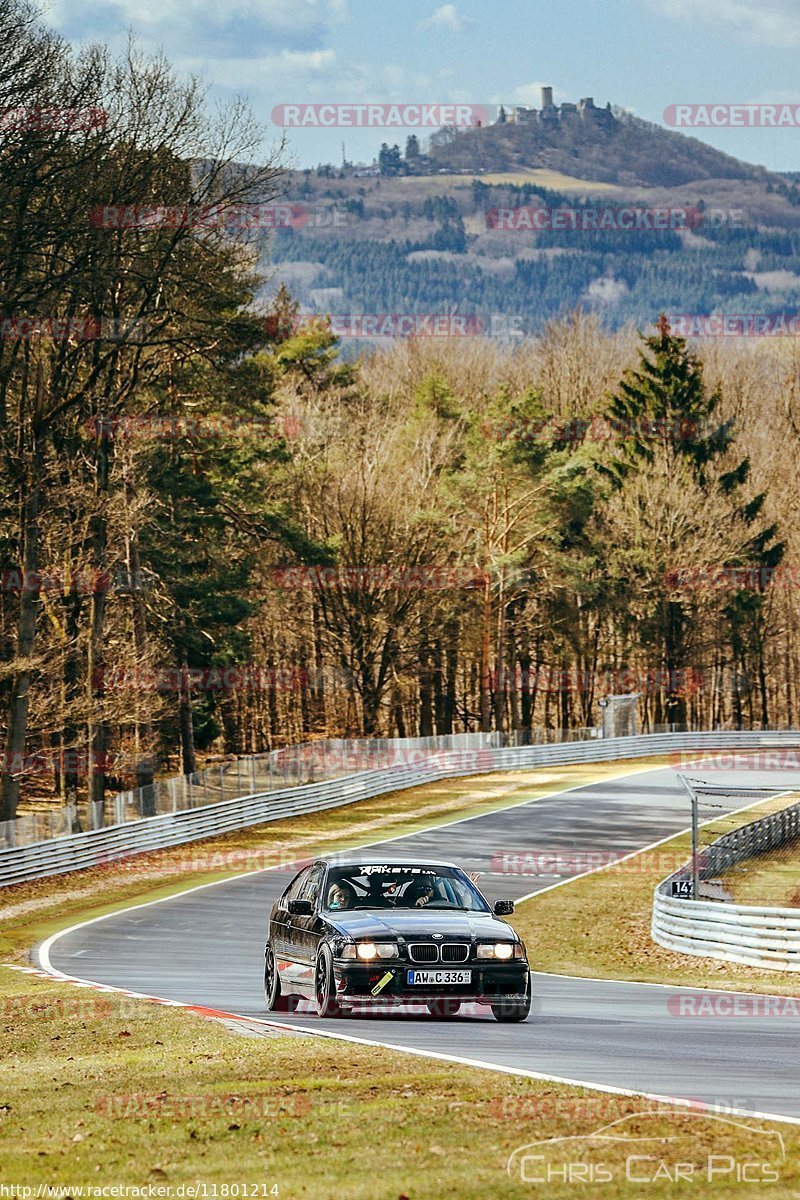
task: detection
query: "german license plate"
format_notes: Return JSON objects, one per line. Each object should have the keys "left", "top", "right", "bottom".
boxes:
{"left": 407, "top": 969, "right": 471, "bottom": 986}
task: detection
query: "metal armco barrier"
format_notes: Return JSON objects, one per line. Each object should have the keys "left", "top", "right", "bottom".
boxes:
{"left": 653, "top": 792, "right": 800, "bottom": 971}
{"left": 2, "top": 729, "right": 799, "bottom": 889}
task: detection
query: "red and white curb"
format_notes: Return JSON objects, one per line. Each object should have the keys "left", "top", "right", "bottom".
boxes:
{"left": 3, "top": 962, "right": 298, "bottom": 1034}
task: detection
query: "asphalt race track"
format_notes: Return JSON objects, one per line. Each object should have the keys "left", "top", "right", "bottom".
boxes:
{"left": 39, "top": 761, "right": 800, "bottom": 1123}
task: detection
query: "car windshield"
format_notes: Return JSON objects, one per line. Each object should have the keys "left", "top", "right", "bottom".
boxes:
{"left": 323, "top": 864, "right": 490, "bottom": 912}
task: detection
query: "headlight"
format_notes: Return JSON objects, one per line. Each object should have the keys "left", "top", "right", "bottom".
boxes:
{"left": 477, "top": 942, "right": 517, "bottom": 960}
{"left": 356, "top": 942, "right": 399, "bottom": 960}
{"left": 339, "top": 943, "right": 357, "bottom": 960}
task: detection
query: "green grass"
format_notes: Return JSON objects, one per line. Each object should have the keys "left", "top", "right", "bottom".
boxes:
{"left": 4, "top": 962, "right": 799, "bottom": 1198}
{"left": 721, "top": 839, "right": 800, "bottom": 909}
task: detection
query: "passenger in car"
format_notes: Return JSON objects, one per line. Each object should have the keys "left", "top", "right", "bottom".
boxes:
{"left": 327, "top": 880, "right": 356, "bottom": 910}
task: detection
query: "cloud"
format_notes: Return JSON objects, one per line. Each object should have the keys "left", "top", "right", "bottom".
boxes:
{"left": 327, "top": 0, "right": 350, "bottom": 19}
{"left": 422, "top": 4, "right": 473, "bottom": 33}
{"left": 507, "top": 80, "right": 559, "bottom": 106}
{"left": 648, "top": 0, "right": 800, "bottom": 46}
{"left": 275, "top": 48, "right": 338, "bottom": 72}
{"left": 178, "top": 47, "right": 338, "bottom": 92}
{"left": 47, "top": 0, "right": 338, "bottom": 58}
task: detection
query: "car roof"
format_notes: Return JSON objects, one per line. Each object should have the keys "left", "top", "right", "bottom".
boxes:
{"left": 314, "top": 855, "right": 461, "bottom": 870}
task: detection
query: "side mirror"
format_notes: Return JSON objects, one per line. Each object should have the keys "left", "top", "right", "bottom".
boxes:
{"left": 494, "top": 899, "right": 515, "bottom": 916}
{"left": 288, "top": 898, "right": 313, "bottom": 916}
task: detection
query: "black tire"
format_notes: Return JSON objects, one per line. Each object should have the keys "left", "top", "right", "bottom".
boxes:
{"left": 426, "top": 998, "right": 462, "bottom": 1018}
{"left": 264, "top": 945, "right": 298, "bottom": 1013}
{"left": 491, "top": 974, "right": 532, "bottom": 1023}
{"left": 315, "top": 945, "right": 344, "bottom": 1018}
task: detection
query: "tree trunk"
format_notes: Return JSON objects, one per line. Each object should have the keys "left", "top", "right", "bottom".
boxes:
{"left": 418, "top": 628, "right": 434, "bottom": 737}
{"left": 664, "top": 599, "right": 687, "bottom": 727}
{"left": 311, "top": 597, "right": 326, "bottom": 732}
{"left": 442, "top": 617, "right": 458, "bottom": 735}
{"left": 493, "top": 573, "right": 507, "bottom": 735}
{"left": 392, "top": 683, "right": 406, "bottom": 738}
{"left": 87, "top": 413, "right": 112, "bottom": 825}
{"left": 519, "top": 633, "right": 532, "bottom": 732}
{"left": 179, "top": 654, "right": 197, "bottom": 775}
{"left": 480, "top": 573, "right": 492, "bottom": 731}
{"left": 506, "top": 601, "right": 521, "bottom": 733}
{"left": 62, "top": 578, "right": 82, "bottom": 806}
{"left": 0, "top": 434, "right": 44, "bottom": 833}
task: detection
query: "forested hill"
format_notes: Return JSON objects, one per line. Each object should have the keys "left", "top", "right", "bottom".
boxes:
{"left": 427, "top": 109, "right": 777, "bottom": 188}
{"left": 266, "top": 162, "right": 800, "bottom": 338}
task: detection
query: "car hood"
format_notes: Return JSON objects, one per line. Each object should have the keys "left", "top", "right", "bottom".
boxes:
{"left": 326, "top": 909, "right": 517, "bottom": 941}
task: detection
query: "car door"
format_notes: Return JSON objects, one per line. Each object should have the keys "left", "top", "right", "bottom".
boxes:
{"left": 272, "top": 865, "right": 312, "bottom": 958}
{"left": 289, "top": 862, "right": 327, "bottom": 966}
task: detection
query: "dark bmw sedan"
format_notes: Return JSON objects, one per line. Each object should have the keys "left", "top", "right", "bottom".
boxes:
{"left": 264, "top": 856, "right": 531, "bottom": 1021}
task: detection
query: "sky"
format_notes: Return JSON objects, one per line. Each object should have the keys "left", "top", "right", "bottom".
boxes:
{"left": 45, "top": 0, "right": 800, "bottom": 173}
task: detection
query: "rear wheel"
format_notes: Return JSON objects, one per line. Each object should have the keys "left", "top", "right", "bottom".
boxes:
{"left": 315, "top": 945, "right": 344, "bottom": 1018}
{"left": 426, "top": 999, "right": 462, "bottom": 1018}
{"left": 264, "top": 945, "right": 298, "bottom": 1013}
{"left": 491, "top": 974, "right": 532, "bottom": 1023}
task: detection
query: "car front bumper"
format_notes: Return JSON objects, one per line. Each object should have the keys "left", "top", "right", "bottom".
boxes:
{"left": 332, "top": 960, "right": 530, "bottom": 1004}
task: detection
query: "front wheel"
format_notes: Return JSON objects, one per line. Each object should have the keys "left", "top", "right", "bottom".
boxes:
{"left": 264, "top": 945, "right": 298, "bottom": 1013}
{"left": 426, "top": 999, "right": 462, "bottom": 1018}
{"left": 315, "top": 946, "right": 344, "bottom": 1018}
{"left": 491, "top": 975, "right": 532, "bottom": 1023}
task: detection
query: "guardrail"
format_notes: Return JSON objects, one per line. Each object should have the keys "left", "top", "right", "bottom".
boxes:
{"left": 2, "top": 728, "right": 602, "bottom": 847}
{"left": 3, "top": 728, "right": 799, "bottom": 889}
{"left": 652, "top": 793, "right": 800, "bottom": 971}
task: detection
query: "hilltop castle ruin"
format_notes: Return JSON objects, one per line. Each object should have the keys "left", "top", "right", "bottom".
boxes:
{"left": 497, "top": 85, "right": 615, "bottom": 128}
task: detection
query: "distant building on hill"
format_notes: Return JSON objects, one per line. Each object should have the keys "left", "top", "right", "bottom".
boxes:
{"left": 505, "top": 86, "right": 615, "bottom": 128}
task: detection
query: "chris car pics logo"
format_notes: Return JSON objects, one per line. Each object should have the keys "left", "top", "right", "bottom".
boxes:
{"left": 506, "top": 1111, "right": 784, "bottom": 1186}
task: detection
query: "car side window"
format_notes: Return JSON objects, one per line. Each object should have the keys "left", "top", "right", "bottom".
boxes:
{"left": 283, "top": 866, "right": 312, "bottom": 905}
{"left": 299, "top": 863, "right": 325, "bottom": 909}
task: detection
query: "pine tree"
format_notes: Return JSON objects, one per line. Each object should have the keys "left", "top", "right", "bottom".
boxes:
{"left": 405, "top": 135, "right": 421, "bottom": 166}
{"left": 604, "top": 315, "right": 783, "bottom": 726}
